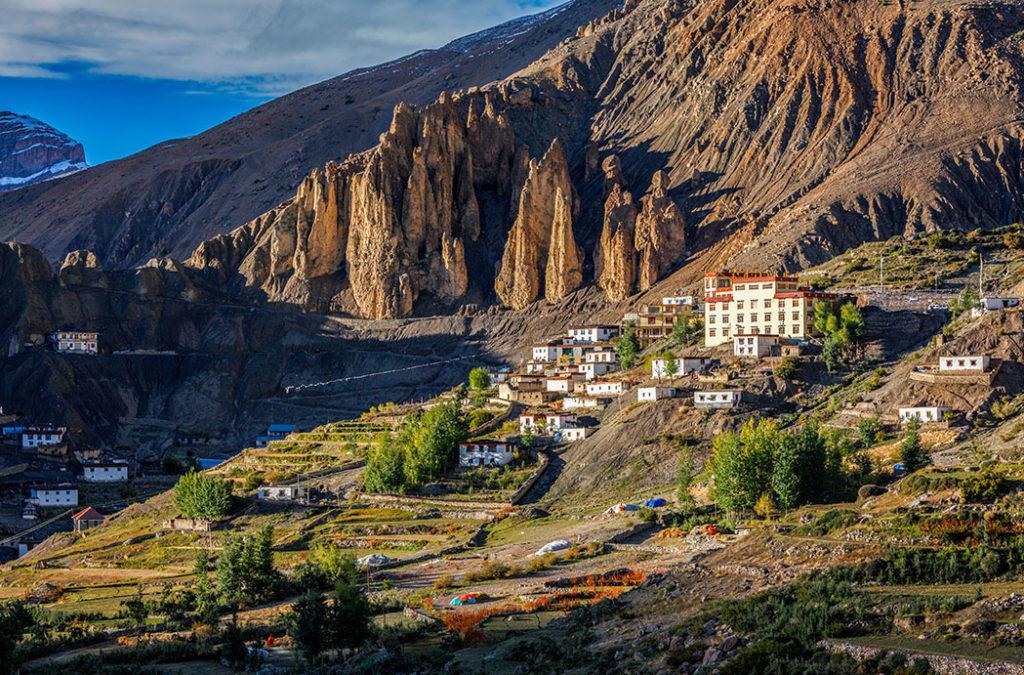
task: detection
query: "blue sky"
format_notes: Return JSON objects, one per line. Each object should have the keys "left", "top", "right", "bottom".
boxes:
{"left": 0, "top": 0, "right": 561, "bottom": 165}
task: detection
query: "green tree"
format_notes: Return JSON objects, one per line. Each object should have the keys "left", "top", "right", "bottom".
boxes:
{"left": 672, "top": 317, "right": 703, "bottom": 346}
{"left": 858, "top": 415, "right": 882, "bottom": 448}
{"left": 822, "top": 336, "right": 844, "bottom": 374}
{"left": 173, "top": 469, "right": 232, "bottom": 520}
{"left": 711, "top": 419, "right": 779, "bottom": 513}
{"left": 774, "top": 355, "right": 799, "bottom": 380}
{"left": 121, "top": 588, "right": 149, "bottom": 633}
{"left": 615, "top": 321, "right": 640, "bottom": 369}
{"left": 288, "top": 588, "right": 327, "bottom": 662}
{"left": 676, "top": 442, "right": 695, "bottom": 507}
{"left": 215, "top": 526, "right": 280, "bottom": 608}
{"left": 662, "top": 350, "right": 679, "bottom": 378}
{"left": 326, "top": 580, "right": 372, "bottom": 650}
{"left": 899, "top": 418, "right": 929, "bottom": 472}
{"left": 0, "top": 601, "right": 34, "bottom": 675}
{"left": 468, "top": 367, "right": 490, "bottom": 391}
{"left": 193, "top": 550, "right": 219, "bottom": 625}
{"left": 950, "top": 284, "right": 980, "bottom": 318}
{"left": 363, "top": 434, "right": 406, "bottom": 493}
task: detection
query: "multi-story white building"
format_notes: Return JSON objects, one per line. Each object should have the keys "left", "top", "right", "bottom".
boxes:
{"left": 899, "top": 407, "right": 949, "bottom": 424}
{"left": 638, "top": 387, "right": 676, "bottom": 402}
{"left": 458, "top": 441, "right": 515, "bottom": 467}
{"left": 583, "top": 349, "right": 617, "bottom": 364}
{"left": 733, "top": 334, "right": 781, "bottom": 358}
{"left": 578, "top": 362, "right": 615, "bottom": 380}
{"left": 22, "top": 427, "right": 67, "bottom": 449}
{"left": 586, "top": 381, "right": 624, "bottom": 397}
{"left": 568, "top": 326, "right": 619, "bottom": 344}
{"left": 519, "top": 413, "right": 577, "bottom": 434}
{"left": 51, "top": 331, "right": 99, "bottom": 354}
{"left": 938, "top": 356, "right": 990, "bottom": 372}
{"left": 532, "top": 342, "right": 561, "bottom": 362}
{"left": 694, "top": 391, "right": 742, "bottom": 409}
{"left": 703, "top": 273, "right": 837, "bottom": 347}
{"left": 29, "top": 484, "right": 79, "bottom": 507}
{"left": 81, "top": 460, "right": 129, "bottom": 482}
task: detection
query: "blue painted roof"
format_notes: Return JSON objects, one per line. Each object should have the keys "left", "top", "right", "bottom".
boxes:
{"left": 196, "top": 458, "right": 225, "bottom": 470}
{"left": 267, "top": 424, "right": 296, "bottom": 434}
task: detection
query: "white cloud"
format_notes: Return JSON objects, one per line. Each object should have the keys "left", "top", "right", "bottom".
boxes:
{"left": 0, "top": 0, "right": 565, "bottom": 94}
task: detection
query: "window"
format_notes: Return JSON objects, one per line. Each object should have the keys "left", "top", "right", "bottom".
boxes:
{"left": 793, "top": 325, "right": 800, "bottom": 333}
{"left": 709, "top": 329, "right": 717, "bottom": 337}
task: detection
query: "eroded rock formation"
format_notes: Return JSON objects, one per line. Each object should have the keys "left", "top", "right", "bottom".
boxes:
{"left": 496, "top": 139, "right": 583, "bottom": 309}
{"left": 596, "top": 158, "right": 686, "bottom": 301}
{"left": 635, "top": 170, "right": 687, "bottom": 292}
{"left": 190, "top": 89, "right": 590, "bottom": 319}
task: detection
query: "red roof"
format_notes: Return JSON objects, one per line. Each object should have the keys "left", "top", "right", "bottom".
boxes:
{"left": 773, "top": 291, "right": 838, "bottom": 299}
{"left": 72, "top": 507, "right": 103, "bottom": 521}
{"left": 705, "top": 272, "right": 799, "bottom": 283}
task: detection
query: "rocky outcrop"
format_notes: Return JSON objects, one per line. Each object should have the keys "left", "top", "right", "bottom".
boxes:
{"left": 59, "top": 250, "right": 106, "bottom": 288}
{"left": 596, "top": 156, "right": 638, "bottom": 302}
{"left": 495, "top": 139, "right": 583, "bottom": 310}
{"left": 0, "top": 112, "right": 87, "bottom": 193}
{"left": 635, "top": 170, "right": 686, "bottom": 292}
{"left": 190, "top": 87, "right": 592, "bottom": 319}
{"left": 596, "top": 158, "right": 685, "bottom": 301}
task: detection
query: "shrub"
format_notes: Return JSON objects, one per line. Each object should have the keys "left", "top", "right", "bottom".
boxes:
{"left": 468, "top": 368, "right": 490, "bottom": 391}
{"left": 638, "top": 507, "right": 658, "bottom": 523}
{"left": 774, "top": 356, "right": 799, "bottom": 381}
{"left": 961, "top": 469, "right": 1010, "bottom": 504}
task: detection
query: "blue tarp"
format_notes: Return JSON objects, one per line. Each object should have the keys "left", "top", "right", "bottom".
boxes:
{"left": 267, "top": 424, "right": 296, "bottom": 435}
{"left": 644, "top": 498, "right": 668, "bottom": 508}
{"left": 197, "top": 458, "right": 226, "bottom": 471}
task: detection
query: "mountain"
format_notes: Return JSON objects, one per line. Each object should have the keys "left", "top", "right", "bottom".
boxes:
{"left": 0, "top": 112, "right": 87, "bottom": 192}
{"left": 184, "top": 0, "right": 1024, "bottom": 319}
{"left": 0, "top": 0, "right": 619, "bottom": 269}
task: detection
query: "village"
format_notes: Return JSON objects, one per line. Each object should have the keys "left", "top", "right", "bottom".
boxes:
{"left": 1, "top": 252, "right": 1022, "bottom": 671}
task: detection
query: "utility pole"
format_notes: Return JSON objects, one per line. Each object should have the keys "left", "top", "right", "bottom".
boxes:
{"left": 978, "top": 252, "right": 984, "bottom": 298}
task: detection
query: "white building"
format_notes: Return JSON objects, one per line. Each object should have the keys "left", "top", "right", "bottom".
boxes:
{"left": 568, "top": 326, "right": 618, "bottom": 344}
{"left": 545, "top": 377, "right": 574, "bottom": 393}
{"left": 563, "top": 396, "right": 604, "bottom": 410}
{"left": 652, "top": 357, "right": 713, "bottom": 379}
{"left": 694, "top": 391, "right": 742, "bottom": 409}
{"left": 638, "top": 387, "right": 676, "bottom": 402}
{"left": 458, "top": 441, "right": 515, "bottom": 467}
{"left": 899, "top": 407, "right": 949, "bottom": 424}
{"left": 51, "top": 331, "right": 98, "bottom": 354}
{"left": 938, "top": 356, "right": 990, "bottom": 372}
{"left": 662, "top": 295, "right": 696, "bottom": 307}
{"left": 554, "top": 427, "right": 590, "bottom": 442}
{"left": 703, "top": 273, "right": 838, "bottom": 347}
{"left": 578, "top": 362, "right": 615, "bottom": 380}
{"left": 519, "top": 413, "right": 577, "bottom": 434}
{"left": 257, "top": 485, "right": 309, "bottom": 502}
{"left": 29, "top": 484, "right": 79, "bottom": 507}
{"left": 980, "top": 297, "right": 1020, "bottom": 312}
{"left": 81, "top": 460, "right": 128, "bottom": 482}
{"left": 532, "top": 342, "right": 560, "bottom": 362}
{"left": 733, "top": 334, "right": 781, "bottom": 358}
{"left": 525, "top": 361, "right": 547, "bottom": 374}
{"left": 583, "top": 349, "right": 617, "bottom": 364}
{"left": 586, "top": 381, "right": 624, "bottom": 397}
{"left": 22, "top": 427, "right": 67, "bottom": 449}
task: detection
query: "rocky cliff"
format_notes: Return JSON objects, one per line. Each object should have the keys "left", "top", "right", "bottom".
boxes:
{"left": 188, "top": 81, "right": 601, "bottom": 320}
{"left": 0, "top": 0, "right": 619, "bottom": 267}
{"left": 0, "top": 112, "right": 87, "bottom": 192}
